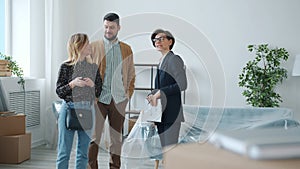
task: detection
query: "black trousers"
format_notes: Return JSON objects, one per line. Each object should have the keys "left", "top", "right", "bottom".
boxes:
{"left": 156, "top": 122, "right": 181, "bottom": 148}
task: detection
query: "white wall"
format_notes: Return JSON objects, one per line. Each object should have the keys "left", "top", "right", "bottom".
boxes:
{"left": 54, "top": 0, "right": 300, "bottom": 119}
{"left": 11, "top": 0, "right": 300, "bottom": 124}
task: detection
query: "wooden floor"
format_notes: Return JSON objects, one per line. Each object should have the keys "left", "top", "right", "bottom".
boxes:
{"left": 0, "top": 145, "right": 163, "bottom": 169}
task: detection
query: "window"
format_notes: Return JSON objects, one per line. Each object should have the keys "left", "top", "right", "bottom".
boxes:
{"left": 1, "top": 0, "right": 30, "bottom": 76}
{"left": 0, "top": 0, "right": 4, "bottom": 53}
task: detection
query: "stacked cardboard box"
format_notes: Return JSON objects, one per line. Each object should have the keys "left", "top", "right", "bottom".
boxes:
{"left": 0, "top": 60, "right": 12, "bottom": 77}
{"left": 126, "top": 110, "right": 140, "bottom": 134}
{"left": 128, "top": 117, "right": 138, "bottom": 133}
{"left": 0, "top": 112, "right": 31, "bottom": 164}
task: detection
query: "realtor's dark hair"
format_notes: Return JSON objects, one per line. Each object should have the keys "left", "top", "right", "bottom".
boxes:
{"left": 151, "top": 29, "right": 175, "bottom": 50}
{"left": 103, "top": 13, "right": 120, "bottom": 25}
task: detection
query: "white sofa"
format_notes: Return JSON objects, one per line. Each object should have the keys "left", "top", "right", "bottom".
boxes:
{"left": 122, "top": 105, "right": 300, "bottom": 166}
{"left": 180, "top": 105, "right": 299, "bottom": 143}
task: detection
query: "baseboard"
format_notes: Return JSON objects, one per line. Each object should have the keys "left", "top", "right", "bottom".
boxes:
{"left": 31, "top": 139, "right": 46, "bottom": 148}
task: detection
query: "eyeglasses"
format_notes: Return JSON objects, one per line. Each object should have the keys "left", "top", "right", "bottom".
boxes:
{"left": 152, "top": 36, "right": 167, "bottom": 42}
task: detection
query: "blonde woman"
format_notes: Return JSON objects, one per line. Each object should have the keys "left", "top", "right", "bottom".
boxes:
{"left": 56, "top": 33, "right": 102, "bottom": 169}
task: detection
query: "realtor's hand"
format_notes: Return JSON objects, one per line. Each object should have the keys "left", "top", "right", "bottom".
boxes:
{"left": 151, "top": 97, "right": 158, "bottom": 107}
{"left": 146, "top": 94, "right": 153, "bottom": 105}
{"left": 147, "top": 90, "right": 161, "bottom": 107}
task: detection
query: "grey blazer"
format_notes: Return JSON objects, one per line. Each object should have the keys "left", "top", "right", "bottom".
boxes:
{"left": 152, "top": 51, "right": 187, "bottom": 123}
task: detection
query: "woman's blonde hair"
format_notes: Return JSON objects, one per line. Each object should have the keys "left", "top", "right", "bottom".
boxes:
{"left": 66, "top": 33, "right": 89, "bottom": 65}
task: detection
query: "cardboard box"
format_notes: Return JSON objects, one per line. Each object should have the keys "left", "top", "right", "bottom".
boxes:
{"left": 0, "top": 60, "right": 11, "bottom": 77}
{"left": 0, "top": 60, "right": 9, "bottom": 65}
{"left": 126, "top": 110, "right": 140, "bottom": 134}
{"left": 0, "top": 133, "right": 31, "bottom": 164}
{"left": 0, "top": 64, "right": 9, "bottom": 70}
{"left": 0, "top": 71, "right": 12, "bottom": 77}
{"left": 0, "top": 112, "right": 26, "bottom": 136}
{"left": 128, "top": 117, "right": 138, "bottom": 133}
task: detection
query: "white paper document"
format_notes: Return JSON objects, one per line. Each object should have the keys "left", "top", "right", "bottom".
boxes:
{"left": 140, "top": 99, "right": 162, "bottom": 123}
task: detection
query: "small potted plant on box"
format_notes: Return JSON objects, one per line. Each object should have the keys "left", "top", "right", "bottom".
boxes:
{"left": 0, "top": 52, "right": 25, "bottom": 90}
{"left": 238, "top": 44, "right": 289, "bottom": 107}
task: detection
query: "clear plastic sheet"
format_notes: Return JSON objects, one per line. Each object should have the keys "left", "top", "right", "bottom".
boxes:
{"left": 180, "top": 105, "right": 300, "bottom": 143}
{"left": 121, "top": 105, "right": 300, "bottom": 166}
{"left": 49, "top": 102, "right": 300, "bottom": 167}
{"left": 122, "top": 116, "right": 163, "bottom": 168}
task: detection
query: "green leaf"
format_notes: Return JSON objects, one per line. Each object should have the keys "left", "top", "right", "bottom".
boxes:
{"left": 238, "top": 44, "right": 289, "bottom": 107}
{"left": 0, "top": 52, "right": 25, "bottom": 90}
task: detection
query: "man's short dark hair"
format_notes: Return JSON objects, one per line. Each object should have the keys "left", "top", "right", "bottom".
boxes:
{"left": 103, "top": 13, "right": 120, "bottom": 25}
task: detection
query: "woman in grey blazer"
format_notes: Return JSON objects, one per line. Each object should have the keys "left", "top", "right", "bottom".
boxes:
{"left": 147, "top": 29, "right": 187, "bottom": 149}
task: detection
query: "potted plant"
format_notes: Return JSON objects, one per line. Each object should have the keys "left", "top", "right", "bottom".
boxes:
{"left": 0, "top": 52, "right": 25, "bottom": 90}
{"left": 238, "top": 44, "right": 289, "bottom": 107}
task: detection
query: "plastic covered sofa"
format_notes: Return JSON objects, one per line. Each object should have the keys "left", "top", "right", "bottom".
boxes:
{"left": 121, "top": 105, "right": 300, "bottom": 167}
{"left": 179, "top": 105, "right": 300, "bottom": 143}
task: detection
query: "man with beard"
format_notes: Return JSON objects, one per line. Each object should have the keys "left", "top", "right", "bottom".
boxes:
{"left": 88, "top": 12, "right": 136, "bottom": 169}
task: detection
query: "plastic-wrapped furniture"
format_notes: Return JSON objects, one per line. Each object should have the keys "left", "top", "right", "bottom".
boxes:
{"left": 180, "top": 105, "right": 300, "bottom": 143}
{"left": 44, "top": 100, "right": 62, "bottom": 149}
{"left": 122, "top": 105, "right": 300, "bottom": 168}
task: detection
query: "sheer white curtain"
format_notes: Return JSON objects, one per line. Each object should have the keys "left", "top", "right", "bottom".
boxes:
{"left": 44, "top": 0, "right": 73, "bottom": 148}
{"left": 45, "top": 0, "right": 53, "bottom": 98}
{"left": 44, "top": 0, "right": 54, "bottom": 148}
{"left": 4, "top": 0, "right": 11, "bottom": 55}
{"left": 45, "top": 0, "right": 76, "bottom": 102}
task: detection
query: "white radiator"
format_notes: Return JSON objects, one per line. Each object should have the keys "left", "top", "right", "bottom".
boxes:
{"left": 0, "top": 77, "right": 46, "bottom": 147}
{"left": 9, "top": 90, "right": 40, "bottom": 127}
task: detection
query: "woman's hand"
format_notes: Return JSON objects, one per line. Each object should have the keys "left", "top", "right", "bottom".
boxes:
{"left": 82, "top": 77, "right": 95, "bottom": 87}
{"left": 146, "top": 90, "right": 161, "bottom": 106}
{"left": 146, "top": 94, "right": 154, "bottom": 105}
{"left": 69, "top": 77, "right": 86, "bottom": 88}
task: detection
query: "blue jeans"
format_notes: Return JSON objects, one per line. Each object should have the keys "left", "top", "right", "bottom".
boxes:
{"left": 56, "top": 101, "right": 94, "bottom": 169}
